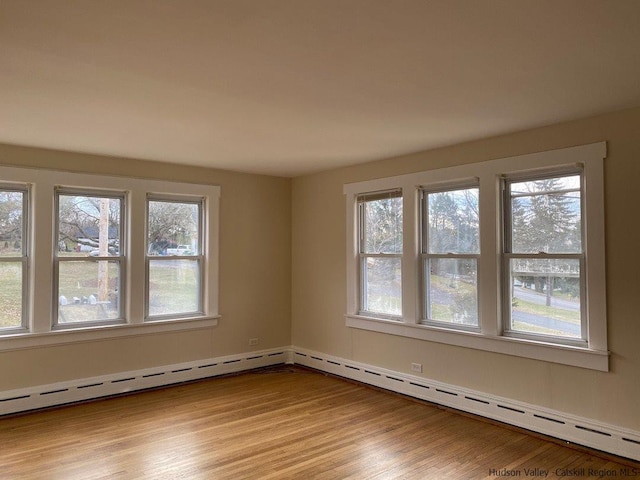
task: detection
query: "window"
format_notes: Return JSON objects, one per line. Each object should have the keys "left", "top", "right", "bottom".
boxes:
{"left": 55, "top": 190, "right": 125, "bottom": 326}
{"left": 357, "top": 190, "right": 403, "bottom": 318}
{"left": 0, "top": 186, "right": 27, "bottom": 332}
{"left": 344, "top": 142, "right": 607, "bottom": 370}
{"left": 0, "top": 164, "right": 220, "bottom": 351}
{"left": 146, "top": 197, "right": 204, "bottom": 319}
{"left": 421, "top": 185, "right": 479, "bottom": 328}
{"left": 503, "top": 171, "right": 584, "bottom": 343}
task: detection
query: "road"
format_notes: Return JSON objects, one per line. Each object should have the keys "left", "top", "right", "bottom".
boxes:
{"left": 512, "top": 310, "right": 580, "bottom": 336}
{"left": 429, "top": 284, "right": 581, "bottom": 336}
{"left": 513, "top": 286, "right": 579, "bottom": 311}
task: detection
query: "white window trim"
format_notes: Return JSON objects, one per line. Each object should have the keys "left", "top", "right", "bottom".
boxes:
{"left": 145, "top": 194, "right": 206, "bottom": 320}
{"left": 344, "top": 142, "right": 608, "bottom": 371}
{"left": 0, "top": 165, "right": 220, "bottom": 352}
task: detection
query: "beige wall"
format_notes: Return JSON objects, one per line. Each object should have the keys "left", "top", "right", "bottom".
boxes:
{"left": 292, "top": 107, "right": 640, "bottom": 431}
{"left": 0, "top": 144, "right": 292, "bottom": 389}
{"left": 1, "top": 107, "right": 639, "bottom": 431}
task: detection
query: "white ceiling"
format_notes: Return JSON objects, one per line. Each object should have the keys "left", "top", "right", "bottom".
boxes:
{"left": 1, "top": 1, "right": 640, "bottom": 177}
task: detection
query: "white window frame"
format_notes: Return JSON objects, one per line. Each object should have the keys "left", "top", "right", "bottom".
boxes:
{"left": 501, "top": 168, "right": 586, "bottom": 346}
{"left": 53, "top": 187, "right": 127, "bottom": 329}
{"left": 357, "top": 189, "right": 403, "bottom": 320}
{"left": 145, "top": 194, "right": 206, "bottom": 321}
{"left": 0, "top": 183, "right": 29, "bottom": 333}
{"left": 420, "top": 181, "right": 480, "bottom": 331}
{"left": 0, "top": 165, "right": 220, "bottom": 352}
{"left": 344, "top": 142, "right": 608, "bottom": 371}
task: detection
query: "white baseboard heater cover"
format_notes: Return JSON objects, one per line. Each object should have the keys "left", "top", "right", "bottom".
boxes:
{"left": 1, "top": 346, "right": 638, "bottom": 462}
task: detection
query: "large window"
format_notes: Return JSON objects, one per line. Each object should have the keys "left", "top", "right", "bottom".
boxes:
{"left": 357, "top": 190, "right": 403, "bottom": 318}
{"left": 0, "top": 186, "right": 27, "bottom": 332}
{"left": 0, "top": 164, "right": 220, "bottom": 350}
{"left": 55, "top": 190, "right": 125, "bottom": 326}
{"left": 146, "top": 197, "right": 204, "bottom": 319}
{"left": 345, "top": 143, "right": 607, "bottom": 370}
{"left": 421, "top": 185, "right": 479, "bottom": 328}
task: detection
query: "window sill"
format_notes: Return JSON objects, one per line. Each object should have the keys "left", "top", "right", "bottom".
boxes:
{"left": 345, "top": 314, "right": 609, "bottom": 371}
{"left": 0, "top": 315, "right": 220, "bottom": 352}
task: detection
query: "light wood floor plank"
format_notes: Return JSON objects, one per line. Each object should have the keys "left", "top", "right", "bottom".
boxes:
{"left": 1, "top": 366, "right": 637, "bottom": 479}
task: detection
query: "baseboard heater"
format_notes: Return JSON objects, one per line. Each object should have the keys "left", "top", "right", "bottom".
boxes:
{"left": 1, "top": 346, "right": 639, "bottom": 462}
{"left": 0, "top": 348, "right": 290, "bottom": 417}
{"left": 292, "top": 347, "right": 640, "bottom": 463}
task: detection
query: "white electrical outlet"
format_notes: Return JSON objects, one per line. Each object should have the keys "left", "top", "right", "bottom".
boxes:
{"left": 411, "top": 363, "right": 423, "bottom": 373}
{"left": 249, "top": 338, "right": 259, "bottom": 346}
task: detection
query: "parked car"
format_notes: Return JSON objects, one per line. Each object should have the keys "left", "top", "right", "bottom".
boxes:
{"left": 166, "top": 245, "right": 192, "bottom": 255}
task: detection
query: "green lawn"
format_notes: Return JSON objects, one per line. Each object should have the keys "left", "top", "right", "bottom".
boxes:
{"left": 0, "top": 257, "right": 200, "bottom": 327}
{"left": 148, "top": 260, "right": 200, "bottom": 316}
{"left": 0, "top": 262, "right": 22, "bottom": 328}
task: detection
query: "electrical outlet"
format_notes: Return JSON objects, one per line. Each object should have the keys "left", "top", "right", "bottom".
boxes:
{"left": 249, "top": 338, "right": 259, "bottom": 346}
{"left": 411, "top": 363, "right": 423, "bottom": 373}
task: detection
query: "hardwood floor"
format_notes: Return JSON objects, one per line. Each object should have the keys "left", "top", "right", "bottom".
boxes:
{"left": 1, "top": 366, "right": 637, "bottom": 479}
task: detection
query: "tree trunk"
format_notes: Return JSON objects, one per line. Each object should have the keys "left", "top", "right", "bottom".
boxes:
{"left": 98, "top": 198, "right": 109, "bottom": 302}
{"left": 546, "top": 275, "right": 553, "bottom": 307}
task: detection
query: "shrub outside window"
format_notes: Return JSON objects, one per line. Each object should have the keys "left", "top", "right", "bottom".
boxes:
{"left": 146, "top": 197, "right": 204, "bottom": 319}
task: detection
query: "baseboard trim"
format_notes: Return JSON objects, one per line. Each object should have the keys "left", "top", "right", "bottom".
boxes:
{"left": 291, "top": 347, "right": 640, "bottom": 462}
{"left": 0, "top": 347, "right": 291, "bottom": 416}
{"left": 2, "top": 345, "right": 638, "bottom": 462}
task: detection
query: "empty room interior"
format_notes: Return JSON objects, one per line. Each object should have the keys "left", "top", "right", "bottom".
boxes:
{"left": 1, "top": 1, "right": 640, "bottom": 478}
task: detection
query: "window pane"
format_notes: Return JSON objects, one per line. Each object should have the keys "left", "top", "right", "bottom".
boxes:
{"left": 58, "top": 195, "right": 121, "bottom": 257}
{"left": 510, "top": 175, "right": 580, "bottom": 195}
{"left": 148, "top": 201, "right": 200, "bottom": 256}
{"left": 427, "top": 187, "right": 479, "bottom": 254}
{"left": 149, "top": 259, "right": 200, "bottom": 317}
{"left": 0, "top": 191, "right": 24, "bottom": 257}
{"left": 509, "top": 258, "right": 581, "bottom": 338}
{"left": 362, "top": 257, "right": 401, "bottom": 316}
{"left": 363, "top": 197, "right": 402, "bottom": 254}
{"left": 0, "top": 262, "right": 23, "bottom": 328}
{"left": 426, "top": 258, "right": 478, "bottom": 326}
{"left": 58, "top": 261, "right": 120, "bottom": 323}
{"left": 510, "top": 175, "right": 581, "bottom": 254}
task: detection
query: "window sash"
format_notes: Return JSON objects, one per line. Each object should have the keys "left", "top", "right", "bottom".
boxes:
{"left": 146, "top": 257, "right": 204, "bottom": 319}
{"left": 359, "top": 253, "right": 402, "bottom": 319}
{"left": 357, "top": 189, "right": 403, "bottom": 318}
{"left": 502, "top": 171, "right": 587, "bottom": 344}
{"left": 0, "top": 259, "right": 28, "bottom": 331}
{"left": 502, "top": 253, "right": 586, "bottom": 343}
{"left": 420, "top": 184, "right": 480, "bottom": 327}
{"left": 421, "top": 253, "right": 480, "bottom": 329}
{"left": 145, "top": 197, "right": 205, "bottom": 320}
{"left": 0, "top": 186, "right": 28, "bottom": 331}
{"left": 53, "top": 189, "right": 126, "bottom": 327}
